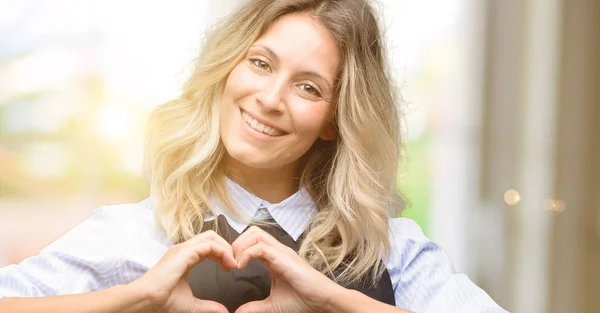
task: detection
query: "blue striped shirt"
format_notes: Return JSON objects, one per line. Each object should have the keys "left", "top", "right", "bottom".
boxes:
{"left": 0, "top": 178, "right": 508, "bottom": 312}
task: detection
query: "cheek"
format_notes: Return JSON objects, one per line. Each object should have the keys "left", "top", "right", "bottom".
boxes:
{"left": 222, "top": 68, "right": 242, "bottom": 100}
{"left": 221, "top": 65, "right": 253, "bottom": 124}
{"left": 292, "top": 103, "right": 332, "bottom": 136}
{"left": 223, "top": 63, "right": 261, "bottom": 100}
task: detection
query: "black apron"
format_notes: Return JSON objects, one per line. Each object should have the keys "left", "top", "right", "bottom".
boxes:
{"left": 187, "top": 215, "right": 396, "bottom": 311}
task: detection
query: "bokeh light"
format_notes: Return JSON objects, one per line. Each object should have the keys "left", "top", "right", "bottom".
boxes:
{"left": 504, "top": 189, "right": 521, "bottom": 205}
{"left": 544, "top": 199, "right": 566, "bottom": 213}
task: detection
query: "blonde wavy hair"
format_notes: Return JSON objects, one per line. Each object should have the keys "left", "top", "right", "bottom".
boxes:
{"left": 144, "top": 0, "right": 404, "bottom": 286}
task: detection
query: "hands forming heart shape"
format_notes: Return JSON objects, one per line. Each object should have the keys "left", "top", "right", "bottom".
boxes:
{"left": 129, "top": 226, "right": 343, "bottom": 313}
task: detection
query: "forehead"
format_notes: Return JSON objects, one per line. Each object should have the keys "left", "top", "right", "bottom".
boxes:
{"left": 253, "top": 13, "right": 340, "bottom": 78}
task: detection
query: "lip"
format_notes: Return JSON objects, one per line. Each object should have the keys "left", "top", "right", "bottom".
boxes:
{"left": 240, "top": 108, "right": 287, "bottom": 134}
{"left": 239, "top": 109, "right": 286, "bottom": 142}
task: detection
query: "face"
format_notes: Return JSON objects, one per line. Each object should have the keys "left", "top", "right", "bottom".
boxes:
{"left": 219, "top": 13, "right": 340, "bottom": 172}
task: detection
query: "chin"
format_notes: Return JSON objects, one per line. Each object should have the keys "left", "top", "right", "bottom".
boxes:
{"left": 226, "top": 148, "right": 277, "bottom": 169}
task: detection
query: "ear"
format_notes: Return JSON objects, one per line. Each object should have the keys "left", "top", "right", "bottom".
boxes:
{"left": 318, "top": 122, "right": 337, "bottom": 141}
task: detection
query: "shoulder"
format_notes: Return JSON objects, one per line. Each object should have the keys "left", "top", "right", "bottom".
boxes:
{"left": 42, "top": 198, "right": 162, "bottom": 254}
{"left": 385, "top": 219, "right": 508, "bottom": 312}
{"left": 384, "top": 217, "right": 451, "bottom": 307}
{"left": 386, "top": 216, "right": 453, "bottom": 268}
{"left": 91, "top": 198, "right": 155, "bottom": 226}
{"left": 74, "top": 198, "right": 155, "bottom": 236}
{"left": 37, "top": 197, "right": 170, "bottom": 276}
{"left": 93, "top": 197, "right": 154, "bottom": 219}
{"left": 385, "top": 217, "right": 447, "bottom": 272}
{"left": 385, "top": 218, "right": 509, "bottom": 312}
{"left": 388, "top": 217, "right": 426, "bottom": 239}
{"left": 385, "top": 216, "right": 455, "bottom": 273}
{"left": 0, "top": 199, "right": 162, "bottom": 297}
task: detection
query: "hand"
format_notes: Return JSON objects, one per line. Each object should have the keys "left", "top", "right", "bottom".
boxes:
{"left": 128, "top": 230, "right": 238, "bottom": 313}
{"left": 232, "top": 226, "right": 344, "bottom": 313}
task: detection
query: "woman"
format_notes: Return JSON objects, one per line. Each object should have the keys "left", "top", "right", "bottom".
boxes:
{"left": 0, "top": 0, "right": 508, "bottom": 312}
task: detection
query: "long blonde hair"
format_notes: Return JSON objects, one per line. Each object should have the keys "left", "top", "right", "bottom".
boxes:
{"left": 144, "top": 0, "right": 404, "bottom": 286}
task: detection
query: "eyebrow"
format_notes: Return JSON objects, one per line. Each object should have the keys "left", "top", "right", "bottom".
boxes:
{"left": 250, "top": 44, "right": 334, "bottom": 92}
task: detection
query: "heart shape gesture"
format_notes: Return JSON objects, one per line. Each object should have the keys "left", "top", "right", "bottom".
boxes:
{"left": 130, "top": 230, "right": 238, "bottom": 313}
{"left": 231, "top": 225, "right": 341, "bottom": 313}
{"left": 129, "top": 225, "right": 343, "bottom": 313}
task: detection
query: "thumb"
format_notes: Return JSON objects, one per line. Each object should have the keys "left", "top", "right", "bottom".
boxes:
{"left": 193, "top": 298, "right": 228, "bottom": 313}
{"left": 235, "top": 299, "right": 272, "bottom": 313}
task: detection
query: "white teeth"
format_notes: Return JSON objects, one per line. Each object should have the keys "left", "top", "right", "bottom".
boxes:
{"left": 241, "top": 111, "right": 283, "bottom": 137}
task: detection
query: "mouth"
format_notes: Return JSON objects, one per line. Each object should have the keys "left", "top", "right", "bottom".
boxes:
{"left": 240, "top": 109, "right": 286, "bottom": 137}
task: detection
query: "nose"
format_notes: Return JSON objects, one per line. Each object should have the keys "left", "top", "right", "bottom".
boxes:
{"left": 256, "top": 76, "right": 286, "bottom": 112}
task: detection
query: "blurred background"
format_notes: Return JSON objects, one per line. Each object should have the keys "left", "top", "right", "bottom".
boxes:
{"left": 0, "top": 0, "right": 598, "bottom": 312}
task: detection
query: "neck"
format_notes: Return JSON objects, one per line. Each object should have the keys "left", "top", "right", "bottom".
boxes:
{"left": 223, "top": 155, "right": 300, "bottom": 203}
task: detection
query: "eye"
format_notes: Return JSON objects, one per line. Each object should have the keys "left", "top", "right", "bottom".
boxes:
{"left": 299, "top": 84, "right": 322, "bottom": 98}
{"left": 248, "top": 58, "right": 271, "bottom": 72}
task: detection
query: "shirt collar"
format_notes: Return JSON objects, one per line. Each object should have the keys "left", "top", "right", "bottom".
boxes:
{"left": 208, "top": 177, "right": 317, "bottom": 241}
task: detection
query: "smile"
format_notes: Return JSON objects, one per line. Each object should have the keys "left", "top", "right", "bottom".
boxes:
{"left": 240, "top": 110, "right": 285, "bottom": 137}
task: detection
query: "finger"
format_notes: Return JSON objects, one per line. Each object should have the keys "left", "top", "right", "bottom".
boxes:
{"left": 234, "top": 299, "right": 271, "bottom": 313}
{"left": 263, "top": 262, "right": 276, "bottom": 277}
{"left": 184, "top": 230, "right": 237, "bottom": 267}
{"left": 202, "top": 242, "right": 238, "bottom": 269}
{"left": 186, "top": 230, "right": 231, "bottom": 249}
{"left": 232, "top": 226, "right": 284, "bottom": 262}
{"left": 189, "top": 257, "right": 233, "bottom": 274}
{"left": 214, "top": 258, "right": 231, "bottom": 272}
{"left": 202, "top": 249, "right": 235, "bottom": 269}
{"left": 237, "top": 241, "right": 281, "bottom": 270}
{"left": 175, "top": 241, "right": 235, "bottom": 272}
{"left": 194, "top": 298, "right": 229, "bottom": 313}
{"left": 264, "top": 262, "right": 277, "bottom": 289}
{"left": 182, "top": 234, "right": 237, "bottom": 269}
